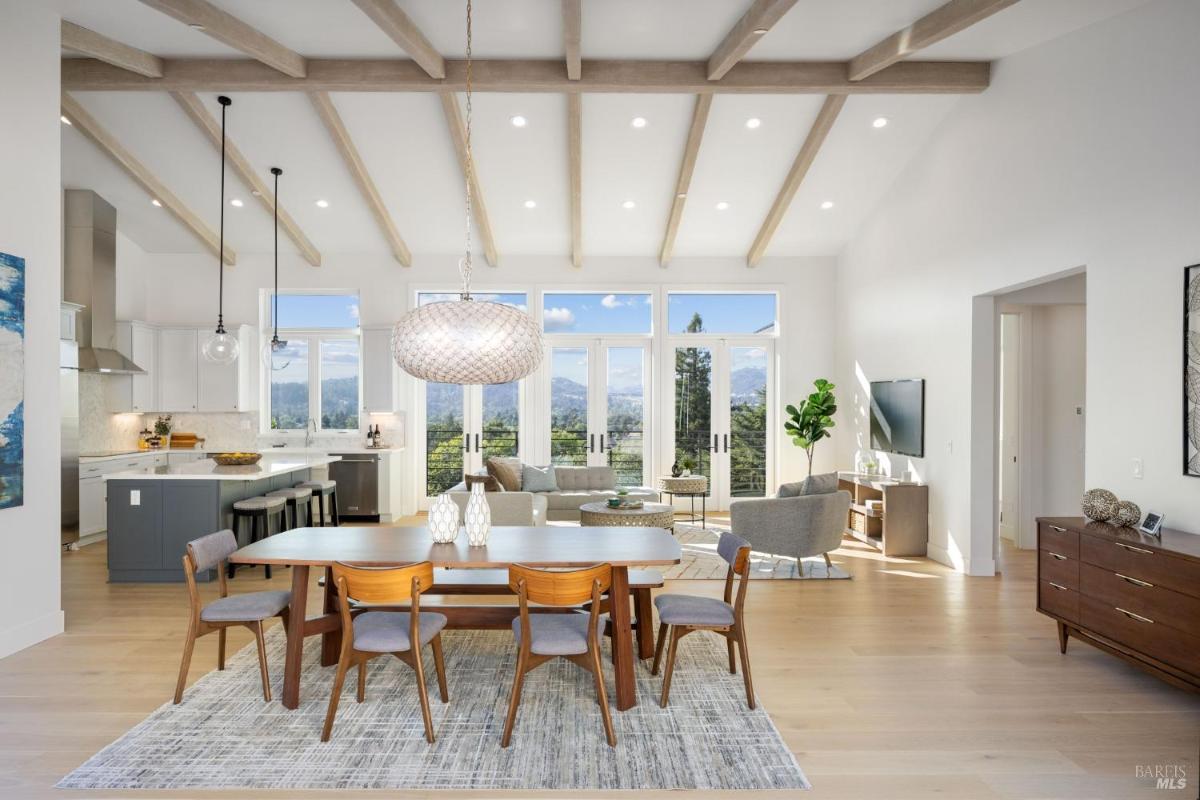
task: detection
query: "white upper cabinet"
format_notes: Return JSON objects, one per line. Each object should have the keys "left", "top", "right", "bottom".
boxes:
{"left": 197, "top": 326, "right": 257, "bottom": 412}
{"left": 157, "top": 328, "right": 199, "bottom": 412}
{"left": 362, "top": 326, "right": 398, "bottom": 413}
{"left": 106, "top": 321, "right": 157, "bottom": 412}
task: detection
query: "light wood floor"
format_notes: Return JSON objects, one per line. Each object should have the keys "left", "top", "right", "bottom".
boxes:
{"left": 2, "top": 519, "right": 1198, "bottom": 800}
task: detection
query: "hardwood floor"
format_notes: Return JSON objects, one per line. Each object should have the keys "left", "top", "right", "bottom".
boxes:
{"left": 2, "top": 521, "right": 1197, "bottom": 799}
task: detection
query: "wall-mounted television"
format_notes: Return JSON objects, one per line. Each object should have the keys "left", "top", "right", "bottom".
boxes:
{"left": 869, "top": 379, "right": 925, "bottom": 458}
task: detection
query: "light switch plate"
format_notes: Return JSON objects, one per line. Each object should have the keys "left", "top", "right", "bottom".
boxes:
{"left": 130, "top": 489, "right": 141, "bottom": 506}
{"left": 1132, "top": 458, "right": 1144, "bottom": 479}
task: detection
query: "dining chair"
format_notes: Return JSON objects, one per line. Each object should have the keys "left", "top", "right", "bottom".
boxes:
{"left": 173, "top": 529, "right": 291, "bottom": 705}
{"left": 651, "top": 531, "right": 756, "bottom": 709}
{"left": 321, "top": 561, "right": 449, "bottom": 743}
{"left": 503, "top": 563, "right": 616, "bottom": 748}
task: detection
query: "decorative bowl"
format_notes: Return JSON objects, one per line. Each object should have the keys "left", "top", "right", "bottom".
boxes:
{"left": 211, "top": 452, "right": 262, "bottom": 466}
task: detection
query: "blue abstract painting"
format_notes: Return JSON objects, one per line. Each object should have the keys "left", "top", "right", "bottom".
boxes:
{"left": 0, "top": 252, "right": 24, "bottom": 509}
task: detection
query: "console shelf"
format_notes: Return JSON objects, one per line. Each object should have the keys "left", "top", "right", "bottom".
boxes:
{"left": 838, "top": 472, "right": 928, "bottom": 557}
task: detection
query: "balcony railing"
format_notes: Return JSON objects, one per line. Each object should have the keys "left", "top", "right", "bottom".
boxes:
{"left": 426, "top": 427, "right": 464, "bottom": 496}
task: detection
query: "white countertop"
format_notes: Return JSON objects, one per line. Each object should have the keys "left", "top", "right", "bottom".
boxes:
{"left": 257, "top": 446, "right": 403, "bottom": 454}
{"left": 103, "top": 455, "right": 341, "bottom": 481}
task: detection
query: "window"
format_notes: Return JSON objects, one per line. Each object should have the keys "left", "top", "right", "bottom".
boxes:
{"left": 667, "top": 292, "right": 777, "bottom": 334}
{"left": 265, "top": 291, "right": 361, "bottom": 432}
{"left": 542, "top": 292, "right": 652, "bottom": 334}
{"left": 418, "top": 291, "right": 527, "bottom": 310}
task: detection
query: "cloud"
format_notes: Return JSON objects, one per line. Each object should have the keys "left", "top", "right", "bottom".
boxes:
{"left": 543, "top": 307, "right": 575, "bottom": 332}
{"left": 601, "top": 294, "right": 621, "bottom": 309}
{"left": 348, "top": 303, "right": 360, "bottom": 319}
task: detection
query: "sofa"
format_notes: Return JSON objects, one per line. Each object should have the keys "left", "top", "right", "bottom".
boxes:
{"left": 729, "top": 472, "right": 851, "bottom": 568}
{"left": 449, "top": 463, "right": 660, "bottom": 523}
{"left": 447, "top": 491, "right": 548, "bottom": 526}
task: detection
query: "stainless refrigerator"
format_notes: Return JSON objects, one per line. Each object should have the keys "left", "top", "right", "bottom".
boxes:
{"left": 61, "top": 338, "right": 79, "bottom": 548}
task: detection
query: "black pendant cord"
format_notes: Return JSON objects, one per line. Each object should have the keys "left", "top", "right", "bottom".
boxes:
{"left": 271, "top": 167, "right": 281, "bottom": 345}
{"left": 215, "top": 95, "right": 231, "bottom": 335}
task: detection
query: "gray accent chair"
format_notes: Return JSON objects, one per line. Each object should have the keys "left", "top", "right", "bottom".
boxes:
{"left": 728, "top": 473, "right": 851, "bottom": 572}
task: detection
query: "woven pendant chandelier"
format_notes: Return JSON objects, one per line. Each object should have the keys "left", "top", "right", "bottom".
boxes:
{"left": 391, "top": 0, "right": 543, "bottom": 385}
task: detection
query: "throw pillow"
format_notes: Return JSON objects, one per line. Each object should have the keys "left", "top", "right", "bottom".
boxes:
{"left": 521, "top": 464, "right": 558, "bottom": 492}
{"left": 465, "top": 473, "right": 504, "bottom": 492}
{"left": 776, "top": 481, "right": 804, "bottom": 498}
{"left": 487, "top": 456, "right": 522, "bottom": 491}
{"left": 799, "top": 472, "right": 839, "bottom": 495}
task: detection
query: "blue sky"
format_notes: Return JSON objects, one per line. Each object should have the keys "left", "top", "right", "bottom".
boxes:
{"left": 666, "top": 293, "right": 776, "bottom": 334}
{"left": 273, "top": 293, "right": 359, "bottom": 329}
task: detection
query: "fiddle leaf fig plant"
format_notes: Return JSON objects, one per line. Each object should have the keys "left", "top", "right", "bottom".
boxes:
{"left": 785, "top": 379, "right": 837, "bottom": 477}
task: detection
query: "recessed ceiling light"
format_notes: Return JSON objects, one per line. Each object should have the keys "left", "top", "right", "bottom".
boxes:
{"left": 872, "top": 117, "right": 889, "bottom": 128}
{"left": 630, "top": 117, "right": 647, "bottom": 128}
{"left": 315, "top": 199, "right": 330, "bottom": 208}
{"left": 715, "top": 201, "right": 730, "bottom": 210}
{"left": 523, "top": 199, "right": 537, "bottom": 209}
{"left": 820, "top": 200, "right": 834, "bottom": 210}
{"left": 151, "top": 199, "right": 162, "bottom": 207}
{"left": 510, "top": 115, "right": 527, "bottom": 128}
{"left": 622, "top": 200, "right": 636, "bottom": 209}
{"left": 229, "top": 198, "right": 244, "bottom": 207}
{"left": 745, "top": 117, "right": 761, "bottom": 129}
{"left": 60, "top": 115, "right": 71, "bottom": 125}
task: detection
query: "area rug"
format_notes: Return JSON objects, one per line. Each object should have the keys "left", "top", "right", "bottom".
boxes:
{"left": 663, "top": 524, "right": 851, "bottom": 580}
{"left": 58, "top": 627, "right": 808, "bottom": 791}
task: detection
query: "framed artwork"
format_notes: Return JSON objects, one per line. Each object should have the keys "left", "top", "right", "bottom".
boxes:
{"left": 0, "top": 251, "right": 24, "bottom": 509}
{"left": 1186, "top": 264, "right": 1200, "bottom": 477}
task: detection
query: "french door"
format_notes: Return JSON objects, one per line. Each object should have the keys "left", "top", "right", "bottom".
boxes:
{"left": 421, "top": 380, "right": 523, "bottom": 503}
{"left": 667, "top": 338, "right": 774, "bottom": 509}
{"left": 547, "top": 340, "right": 651, "bottom": 487}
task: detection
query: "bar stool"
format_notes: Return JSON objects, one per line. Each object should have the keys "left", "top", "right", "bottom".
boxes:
{"left": 296, "top": 479, "right": 339, "bottom": 527}
{"left": 267, "top": 486, "right": 314, "bottom": 530}
{"left": 231, "top": 495, "right": 287, "bottom": 580}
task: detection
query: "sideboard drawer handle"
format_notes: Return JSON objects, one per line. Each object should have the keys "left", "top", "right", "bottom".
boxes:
{"left": 1048, "top": 581, "right": 1068, "bottom": 591}
{"left": 1115, "top": 572, "right": 1154, "bottom": 588}
{"left": 1049, "top": 525, "right": 1067, "bottom": 533}
{"left": 1047, "top": 551, "right": 1067, "bottom": 561}
{"left": 1115, "top": 607, "right": 1154, "bottom": 624}
{"left": 1115, "top": 542, "right": 1153, "bottom": 555}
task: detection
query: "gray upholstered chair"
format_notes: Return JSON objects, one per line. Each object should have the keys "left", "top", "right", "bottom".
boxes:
{"left": 728, "top": 472, "right": 851, "bottom": 573}
{"left": 651, "top": 532, "right": 755, "bottom": 709}
{"left": 174, "top": 529, "right": 291, "bottom": 704}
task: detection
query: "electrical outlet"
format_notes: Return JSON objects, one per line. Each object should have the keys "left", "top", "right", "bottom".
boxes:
{"left": 130, "top": 490, "right": 141, "bottom": 506}
{"left": 1132, "top": 458, "right": 1144, "bottom": 479}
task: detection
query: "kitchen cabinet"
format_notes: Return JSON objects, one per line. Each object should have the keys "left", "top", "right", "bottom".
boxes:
{"left": 362, "top": 326, "right": 399, "bottom": 413}
{"left": 60, "top": 302, "right": 82, "bottom": 341}
{"left": 158, "top": 328, "right": 199, "bottom": 412}
{"left": 79, "top": 476, "right": 106, "bottom": 536}
{"left": 197, "top": 325, "right": 257, "bottom": 412}
{"left": 107, "top": 321, "right": 157, "bottom": 412}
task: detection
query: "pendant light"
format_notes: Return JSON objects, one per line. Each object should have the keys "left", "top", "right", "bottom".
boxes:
{"left": 201, "top": 95, "right": 239, "bottom": 365}
{"left": 390, "top": 0, "right": 544, "bottom": 385}
{"left": 261, "top": 166, "right": 290, "bottom": 370}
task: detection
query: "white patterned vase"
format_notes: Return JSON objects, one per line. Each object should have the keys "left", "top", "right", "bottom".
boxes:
{"left": 464, "top": 483, "right": 492, "bottom": 547}
{"left": 428, "top": 493, "right": 460, "bottom": 543}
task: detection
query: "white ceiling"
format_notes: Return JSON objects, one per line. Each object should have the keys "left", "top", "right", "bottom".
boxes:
{"left": 58, "top": 0, "right": 1152, "bottom": 263}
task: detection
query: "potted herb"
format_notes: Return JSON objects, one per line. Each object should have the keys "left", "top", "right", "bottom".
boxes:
{"left": 679, "top": 454, "right": 697, "bottom": 477}
{"left": 785, "top": 379, "right": 837, "bottom": 477}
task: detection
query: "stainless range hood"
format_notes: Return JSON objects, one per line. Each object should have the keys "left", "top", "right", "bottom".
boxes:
{"left": 63, "top": 190, "right": 145, "bottom": 374}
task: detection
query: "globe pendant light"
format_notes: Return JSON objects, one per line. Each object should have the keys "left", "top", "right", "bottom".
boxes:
{"left": 201, "top": 95, "right": 240, "bottom": 365}
{"left": 391, "top": 0, "right": 544, "bottom": 385}
{"left": 261, "top": 167, "right": 290, "bottom": 370}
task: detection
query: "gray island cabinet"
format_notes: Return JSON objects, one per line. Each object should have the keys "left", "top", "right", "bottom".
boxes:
{"left": 104, "top": 456, "right": 340, "bottom": 582}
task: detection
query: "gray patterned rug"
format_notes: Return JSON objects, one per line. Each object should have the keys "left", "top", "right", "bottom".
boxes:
{"left": 59, "top": 626, "right": 808, "bottom": 791}
{"left": 664, "top": 524, "right": 852, "bottom": 580}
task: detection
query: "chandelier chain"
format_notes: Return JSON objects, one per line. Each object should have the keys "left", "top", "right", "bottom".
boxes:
{"left": 460, "top": 0, "right": 474, "bottom": 299}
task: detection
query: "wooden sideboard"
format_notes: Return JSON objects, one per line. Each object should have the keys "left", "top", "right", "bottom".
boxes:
{"left": 1036, "top": 516, "right": 1200, "bottom": 692}
{"left": 838, "top": 472, "right": 928, "bottom": 556}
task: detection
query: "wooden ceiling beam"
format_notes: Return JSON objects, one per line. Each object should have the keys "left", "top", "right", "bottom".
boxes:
{"left": 350, "top": 0, "right": 445, "bottom": 79}
{"left": 61, "top": 92, "right": 236, "bottom": 265}
{"left": 137, "top": 0, "right": 307, "bottom": 77}
{"left": 61, "top": 20, "right": 164, "bottom": 78}
{"left": 707, "top": 0, "right": 799, "bottom": 81}
{"left": 747, "top": 94, "right": 844, "bottom": 267}
{"left": 62, "top": 57, "right": 990, "bottom": 94}
{"left": 439, "top": 92, "right": 500, "bottom": 268}
{"left": 568, "top": 92, "right": 582, "bottom": 268}
{"left": 849, "top": 0, "right": 1019, "bottom": 81}
{"left": 308, "top": 91, "right": 411, "bottom": 266}
{"left": 659, "top": 94, "right": 712, "bottom": 267}
{"left": 170, "top": 91, "right": 321, "bottom": 267}
{"left": 562, "top": 0, "right": 582, "bottom": 80}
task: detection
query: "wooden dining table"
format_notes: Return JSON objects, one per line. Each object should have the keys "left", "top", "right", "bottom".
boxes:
{"left": 229, "top": 526, "right": 681, "bottom": 712}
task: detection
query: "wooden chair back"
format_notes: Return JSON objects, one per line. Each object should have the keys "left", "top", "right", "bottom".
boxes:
{"left": 507, "top": 563, "right": 612, "bottom": 606}
{"left": 181, "top": 529, "right": 236, "bottom": 613}
{"left": 332, "top": 561, "right": 434, "bottom": 605}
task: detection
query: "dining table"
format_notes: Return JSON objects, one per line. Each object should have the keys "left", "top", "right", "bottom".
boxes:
{"left": 229, "top": 525, "right": 682, "bottom": 711}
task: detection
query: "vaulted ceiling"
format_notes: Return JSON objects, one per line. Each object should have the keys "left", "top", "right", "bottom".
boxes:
{"left": 58, "top": 0, "right": 1150, "bottom": 267}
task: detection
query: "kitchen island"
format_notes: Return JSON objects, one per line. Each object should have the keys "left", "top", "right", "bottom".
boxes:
{"left": 104, "top": 455, "right": 340, "bottom": 583}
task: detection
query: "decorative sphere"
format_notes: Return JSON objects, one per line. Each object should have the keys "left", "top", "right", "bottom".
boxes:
{"left": 201, "top": 330, "right": 240, "bottom": 364}
{"left": 392, "top": 298, "right": 544, "bottom": 385}
{"left": 1114, "top": 500, "right": 1142, "bottom": 527}
{"left": 1081, "top": 488, "right": 1119, "bottom": 522}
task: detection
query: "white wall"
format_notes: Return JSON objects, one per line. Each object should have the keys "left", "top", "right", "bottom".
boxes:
{"left": 0, "top": 1, "right": 63, "bottom": 657}
{"left": 836, "top": 0, "right": 1200, "bottom": 573}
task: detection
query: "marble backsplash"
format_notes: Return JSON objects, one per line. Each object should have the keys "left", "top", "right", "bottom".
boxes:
{"left": 79, "top": 373, "right": 144, "bottom": 454}
{"left": 163, "top": 412, "right": 258, "bottom": 451}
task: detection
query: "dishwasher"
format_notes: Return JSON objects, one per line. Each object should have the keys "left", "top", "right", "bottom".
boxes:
{"left": 329, "top": 453, "right": 380, "bottom": 519}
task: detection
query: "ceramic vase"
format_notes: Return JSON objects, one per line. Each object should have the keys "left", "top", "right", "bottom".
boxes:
{"left": 464, "top": 482, "right": 492, "bottom": 547}
{"left": 428, "top": 493, "right": 460, "bottom": 543}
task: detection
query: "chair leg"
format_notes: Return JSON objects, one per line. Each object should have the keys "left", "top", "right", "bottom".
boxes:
{"left": 357, "top": 660, "right": 366, "bottom": 703}
{"left": 331, "top": 490, "right": 340, "bottom": 527}
{"left": 823, "top": 552, "right": 834, "bottom": 575}
{"left": 660, "top": 626, "right": 682, "bottom": 708}
{"left": 501, "top": 648, "right": 528, "bottom": 748}
{"left": 218, "top": 627, "right": 227, "bottom": 670}
{"left": 321, "top": 655, "right": 351, "bottom": 742}
{"left": 736, "top": 625, "right": 756, "bottom": 710}
{"left": 263, "top": 513, "right": 272, "bottom": 580}
{"left": 410, "top": 647, "right": 436, "bottom": 743}
{"left": 318, "top": 493, "right": 329, "bottom": 526}
{"left": 651, "top": 622, "right": 668, "bottom": 675}
{"left": 431, "top": 634, "right": 449, "bottom": 703}
{"left": 726, "top": 635, "right": 737, "bottom": 675}
{"left": 252, "top": 621, "right": 272, "bottom": 702}
{"left": 173, "top": 621, "right": 197, "bottom": 704}
{"left": 589, "top": 643, "right": 617, "bottom": 747}
{"left": 228, "top": 516, "right": 241, "bottom": 580}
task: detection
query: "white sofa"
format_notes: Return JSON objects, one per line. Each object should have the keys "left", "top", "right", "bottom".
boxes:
{"left": 447, "top": 490, "right": 547, "bottom": 526}
{"left": 449, "top": 465, "right": 659, "bottom": 523}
